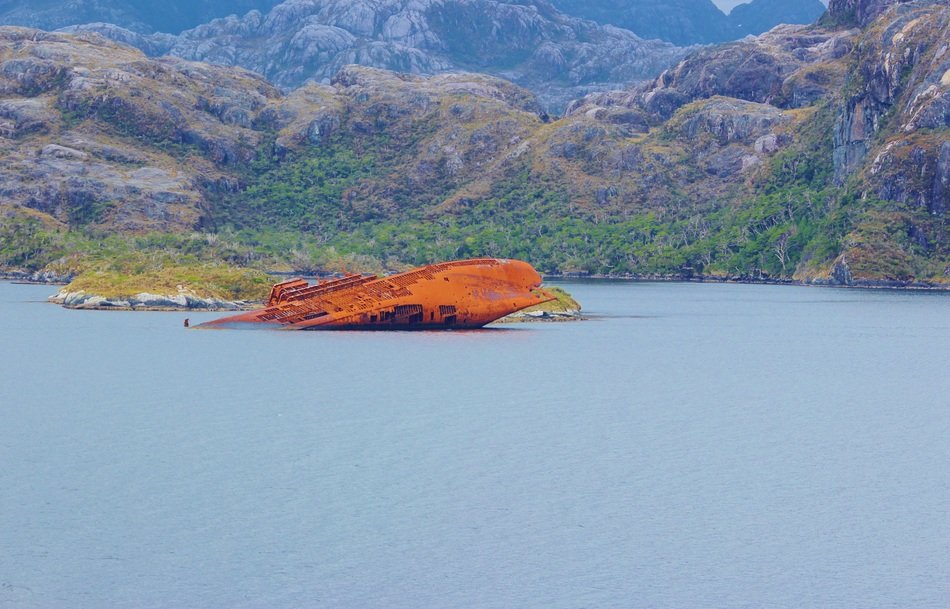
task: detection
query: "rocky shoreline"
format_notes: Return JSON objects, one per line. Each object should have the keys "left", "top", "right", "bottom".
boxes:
{"left": 47, "top": 289, "right": 258, "bottom": 311}
{"left": 0, "top": 270, "right": 74, "bottom": 284}
{"left": 542, "top": 273, "right": 950, "bottom": 291}
{"left": 497, "top": 309, "right": 583, "bottom": 323}
{"left": 6, "top": 269, "right": 947, "bottom": 301}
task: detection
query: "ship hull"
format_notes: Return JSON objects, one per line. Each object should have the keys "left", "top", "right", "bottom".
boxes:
{"left": 197, "top": 258, "right": 554, "bottom": 331}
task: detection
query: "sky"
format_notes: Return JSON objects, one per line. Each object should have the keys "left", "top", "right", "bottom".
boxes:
{"left": 712, "top": 0, "right": 829, "bottom": 14}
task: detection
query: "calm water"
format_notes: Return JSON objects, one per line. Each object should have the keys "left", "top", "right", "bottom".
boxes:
{"left": 1, "top": 280, "right": 948, "bottom": 609}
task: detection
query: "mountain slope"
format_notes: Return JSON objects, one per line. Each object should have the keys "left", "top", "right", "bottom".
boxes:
{"left": 65, "top": 0, "right": 685, "bottom": 112}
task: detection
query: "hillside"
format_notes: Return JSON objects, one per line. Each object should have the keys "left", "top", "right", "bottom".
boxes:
{"left": 0, "top": 0, "right": 947, "bottom": 287}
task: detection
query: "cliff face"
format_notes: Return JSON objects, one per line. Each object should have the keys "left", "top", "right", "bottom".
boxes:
{"left": 832, "top": 1, "right": 948, "bottom": 187}
{"left": 573, "top": 25, "right": 857, "bottom": 119}
{"left": 64, "top": 0, "right": 685, "bottom": 112}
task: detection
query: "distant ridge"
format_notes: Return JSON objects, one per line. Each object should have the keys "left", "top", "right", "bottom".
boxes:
{"left": 60, "top": 0, "right": 687, "bottom": 112}
{"left": 548, "top": 0, "right": 827, "bottom": 45}
{"left": 0, "top": 0, "right": 282, "bottom": 34}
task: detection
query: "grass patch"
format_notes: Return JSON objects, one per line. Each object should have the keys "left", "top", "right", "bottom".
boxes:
{"left": 522, "top": 286, "right": 581, "bottom": 314}
{"left": 64, "top": 260, "right": 273, "bottom": 301}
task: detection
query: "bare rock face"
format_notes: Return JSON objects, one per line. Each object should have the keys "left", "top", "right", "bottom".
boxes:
{"left": 669, "top": 98, "right": 789, "bottom": 145}
{"left": 48, "top": 288, "right": 255, "bottom": 310}
{"left": 65, "top": 0, "right": 687, "bottom": 112}
{"left": 834, "top": 0, "right": 950, "bottom": 189}
{"left": 567, "top": 24, "right": 857, "bottom": 123}
{"left": 933, "top": 141, "right": 950, "bottom": 215}
{"left": 0, "top": 98, "right": 57, "bottom": 137}
{"left": 0, "top": 27, "right": 282, "bottom": 232}
{"left": 58, "top": 23, "right": 177, "bottom": 56}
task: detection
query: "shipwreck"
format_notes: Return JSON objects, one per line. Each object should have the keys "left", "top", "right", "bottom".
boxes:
{"left": 196, "top": 258, "right": 555, "bottom": 330}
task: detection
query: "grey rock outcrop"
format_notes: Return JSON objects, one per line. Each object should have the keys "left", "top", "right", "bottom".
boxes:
{"left": 48, "top": 288, "right": 255, "bottom": 310}
{"left": 670, "top": 97, "right": 789, "bottom": 144}
{"left": 567, "top": 24, "right": 857, "bottom": 122}
{"left": 0, "top": 98, "right": 57, "bottom": 137}
{"left": 834, "top": 0, "right": 949, "bottom": 197}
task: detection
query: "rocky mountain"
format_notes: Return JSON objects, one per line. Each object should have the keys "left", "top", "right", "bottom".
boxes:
{"left": 1, "top": 0, "right": 947, "bottom": 286}
{"left": 824, "top": 0, "right": 913, "bottom": 26}
{"left": 548, "top": 0, "right": 827, "bottom": 45}
{"left": 0, "top": 26, "right": 546, "bottom": 236}
{"left": 565, "top": 0, "right": 949, "bottom": 282}
{"left": 63, "top": 0, "right": 685, "bottom": 112}
{"left": 0, "top": 0, "right": 825, "bottom": 114}
{"left": 729, "top": 0, "right": 828, "bottom": 37}
{"left": 548, "top": 0, "right": 733, "bottom": 45}
{"left": 0, "top": 0, "right": 282, "bottom": 34}
{"left": 0, "top": 0, "right": 830, "bottom": 44}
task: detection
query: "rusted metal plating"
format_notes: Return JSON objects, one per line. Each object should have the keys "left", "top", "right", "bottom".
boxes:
{"left": 197, "top": 258, "right": 555, "bottom": 330}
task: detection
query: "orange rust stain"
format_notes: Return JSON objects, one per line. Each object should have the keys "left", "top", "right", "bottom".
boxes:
{"left": 198, "top": 258, "right": 555, "bottom": 330}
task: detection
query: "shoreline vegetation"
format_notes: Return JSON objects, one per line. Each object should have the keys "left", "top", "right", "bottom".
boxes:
{"left": 6, "top": 269, "right": 949, "bottom": 293}
{"left": 4, "top": 261, "right": 945, "bottom": 319}
{"left": 545, "top": 273, "right": 950, "bottom": 291}
{"left": 3, "top": 265, "right": 948, "bottom": 316}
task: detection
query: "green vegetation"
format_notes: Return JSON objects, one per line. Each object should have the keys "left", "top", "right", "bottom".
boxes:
{"left": 0, "top": 215, "right": 66, "bottom": 270}
{"left": 63, "top": 260, "right": 272, "bottom": 301}
{"left": 523, "top": 286, "right": 581, "bottom": 314}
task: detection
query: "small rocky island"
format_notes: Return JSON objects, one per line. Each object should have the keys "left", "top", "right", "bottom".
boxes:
{"left": 498, "top": 286, "right": 582, "bottom": 322}
{"left": 47, "top": 287, "right": 258, "bottom": 311}
{"left": 47, "top": 264, "right": 272, "bottom": 311}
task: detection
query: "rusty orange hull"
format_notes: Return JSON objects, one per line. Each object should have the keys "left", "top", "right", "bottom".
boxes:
{"left": 197, "top": 258, "right": 554, "bottom": 330}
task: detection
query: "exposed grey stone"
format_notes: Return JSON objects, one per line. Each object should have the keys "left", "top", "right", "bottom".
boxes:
{"left": 40, "top": 144, "right": 88, "bottom": 160}
{"left": 49, "top": 289, "right": 255, "bottom": 310}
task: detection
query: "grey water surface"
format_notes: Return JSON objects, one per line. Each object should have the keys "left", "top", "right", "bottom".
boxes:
{"left": 1, "top": 280, "right": 948, "bottom": 609}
